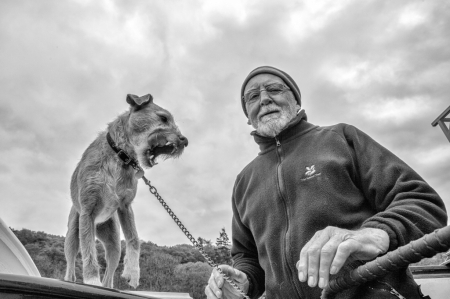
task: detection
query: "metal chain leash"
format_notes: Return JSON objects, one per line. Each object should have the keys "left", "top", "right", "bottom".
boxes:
{"left": 139, "top": 174, "right": 250, "bottom": 299}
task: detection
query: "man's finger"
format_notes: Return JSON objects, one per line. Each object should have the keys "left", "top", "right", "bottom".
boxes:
{"left": 216, "top": 265, "right": 242, "bottom": 287}
{"left": 208, "top": 271, "right": 223, "bottom": 298}
{"left": 231, "top": 268, "right": 248, "bottom": 284}
{"left": 217, "top": 265, "right": 236, "bottom": 282}
{"left": 317, "top": 238, "right": 341, "bottom": 289}
{"left": 304, "top": 228, "right": 338, "bottom": 287}
{"left": 205, "top": 282, "right": 220, "bottom": 299}
{"left": 219, "top": 265, "right": 249, "bottom": 287}
{"left": 306, "top": 244, "right": 322, "bottom": 287}
{"left": 330, "top": 239, "right": 360, "bottom": 275}
{"left": 298, "top": 242, "right": 310, "bottom": 282}
{"left": 298, "top": 230, "right": 327, "bottom": 284}
{"left": 217, "top": 265, "right": 246, "bottom": 283}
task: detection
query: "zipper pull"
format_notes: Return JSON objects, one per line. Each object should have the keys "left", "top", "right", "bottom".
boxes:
{"left": 275, "top": 137, "right": 281, "bottom": 147}
{"left": 389, "top": 287, "right": 406, "bottom": 299}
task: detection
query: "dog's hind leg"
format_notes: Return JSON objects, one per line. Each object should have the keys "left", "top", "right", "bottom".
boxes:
{"left": 118, "top": 204, "right": 140, "bottom": 288}
{"left": 96, "top": 212, "right": 121, "bottom": 289}
{"left": 64, "top": 205, "right": 80, "bottom": 282}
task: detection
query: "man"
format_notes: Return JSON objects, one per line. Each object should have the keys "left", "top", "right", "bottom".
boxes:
{"left": 205, "top": 66, "right": 447, "bottom": 298}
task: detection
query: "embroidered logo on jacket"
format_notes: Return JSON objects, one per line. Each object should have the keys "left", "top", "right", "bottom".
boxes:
{"left": 305, "top": 165, "right": 316, "bottom": 176}
{"left": 301, "top": 165, "right": 321, "bottom": 181}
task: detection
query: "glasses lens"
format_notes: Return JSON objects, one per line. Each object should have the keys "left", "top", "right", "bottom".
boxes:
{"left": 266, "top": 83, "right": 289, "bottom": 93}
{"left": 244, "top": 83, "right": 289, "bottom": 103}
{"left": 244, "top": 90, "right": 260, "bottom": 103}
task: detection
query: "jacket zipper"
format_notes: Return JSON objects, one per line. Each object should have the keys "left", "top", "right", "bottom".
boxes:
{"left": 274, "top": 136, "right": 303, "bottom": 297}
{"left": 276, "top": 138, "right": 281, "bottom": 147}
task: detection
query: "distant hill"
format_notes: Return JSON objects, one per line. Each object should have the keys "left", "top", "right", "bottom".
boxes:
{"left": 11, "top": 227, "right": 232, "bottom": 299}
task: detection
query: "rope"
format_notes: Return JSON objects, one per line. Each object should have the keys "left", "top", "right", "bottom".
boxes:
{"left": 321, "top": 225, "right": 450, "bottom": 299}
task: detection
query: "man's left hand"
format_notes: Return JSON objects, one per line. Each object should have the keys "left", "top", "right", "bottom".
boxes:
{"left": 296, "top": 226, "right": 389, "bottom": 289}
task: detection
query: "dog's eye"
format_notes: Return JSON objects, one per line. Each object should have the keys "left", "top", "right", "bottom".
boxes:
{"left": 160, "top": 115, "right": 168, "bottom": 123}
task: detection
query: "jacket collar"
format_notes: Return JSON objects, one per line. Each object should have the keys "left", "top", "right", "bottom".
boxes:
{"left": 251, "top": 110, "right": 317, "bottom": 154}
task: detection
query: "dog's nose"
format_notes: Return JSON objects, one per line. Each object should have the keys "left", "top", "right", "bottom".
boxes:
{"left": 179, "top": 135, "right": 188, "bottom": 147}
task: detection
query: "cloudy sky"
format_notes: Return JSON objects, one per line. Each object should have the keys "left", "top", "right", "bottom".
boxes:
{"left": 1, "top": 0, "right": 449, "bottom": 247}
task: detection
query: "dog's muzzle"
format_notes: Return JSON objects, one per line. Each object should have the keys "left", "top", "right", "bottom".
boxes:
{"left": 145, "top": 133, "right": 188, "bottom": 167}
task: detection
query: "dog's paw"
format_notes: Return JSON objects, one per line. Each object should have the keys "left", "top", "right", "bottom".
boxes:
{"left": 122, "top": 266, "right": 140, "bottom": 288}
{"left": 84, "top": 276, "right": 102, "bottom": 286}
{"left": 64, "top": 273, "right": 76, "bottom": 282}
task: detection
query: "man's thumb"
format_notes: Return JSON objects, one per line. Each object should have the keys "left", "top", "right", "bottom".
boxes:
{"left": 218, "top": 265, "right": 247, "bottom": 283}
{"left": 232, "top": 268, "right": 248, "bottom": 283}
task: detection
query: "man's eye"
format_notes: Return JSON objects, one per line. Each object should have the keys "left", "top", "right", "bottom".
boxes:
{"left": 266, "top": 85, "right": 283, "bottom": 93}
{"left": 246, "top": 92, "right": 259, "bottom": 102}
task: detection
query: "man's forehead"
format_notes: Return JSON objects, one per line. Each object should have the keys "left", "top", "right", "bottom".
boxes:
{"left": 244, "top": 74, "right": 285, "bottom": 92}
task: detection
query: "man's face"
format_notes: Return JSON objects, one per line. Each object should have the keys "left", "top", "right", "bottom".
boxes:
{"left": 244, "top": 74, "right": 300, "bottom": 137}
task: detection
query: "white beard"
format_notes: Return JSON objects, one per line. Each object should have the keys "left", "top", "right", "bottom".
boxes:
{"left": 253, "top": 104, "right": 298, "bottom": 137}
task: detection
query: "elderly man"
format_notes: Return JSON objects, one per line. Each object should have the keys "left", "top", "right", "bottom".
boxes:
{"left": 205, "top": 66, "right": 447, "bottom": 299}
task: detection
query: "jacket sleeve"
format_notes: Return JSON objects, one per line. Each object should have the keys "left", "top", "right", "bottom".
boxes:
{"left": 230, "top": 180, "right": 265, "bottom": 299}
{"left": 343, "top": 124, "right": 447, "bottom": 250}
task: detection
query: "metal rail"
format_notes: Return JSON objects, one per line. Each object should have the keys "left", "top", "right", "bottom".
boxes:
{"left": 431, "top": 105, "right": 450, "bottom": 142}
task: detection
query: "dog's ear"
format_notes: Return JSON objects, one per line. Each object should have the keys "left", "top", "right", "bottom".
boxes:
{"left": 126, "top": 94, "right": 153, "bottom": 107}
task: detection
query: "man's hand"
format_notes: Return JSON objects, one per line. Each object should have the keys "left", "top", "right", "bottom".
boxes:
{"left": 205, "top": 265, "right": 249, "bottom": 299}
{"left": 297, "top": 226, "right": 389, "bottom": 290}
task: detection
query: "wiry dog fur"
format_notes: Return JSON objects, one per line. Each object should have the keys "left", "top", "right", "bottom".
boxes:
{"left": 64, "top": 94, "right": 188, "bottom": 288}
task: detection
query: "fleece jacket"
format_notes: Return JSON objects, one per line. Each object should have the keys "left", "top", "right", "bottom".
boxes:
{"left": 231, "top": 111, "right": 447, "bottom": 299}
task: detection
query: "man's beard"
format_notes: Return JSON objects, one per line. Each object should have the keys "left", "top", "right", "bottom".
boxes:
{"left": 253, "top": 103, "right": 298, "bottom": 137}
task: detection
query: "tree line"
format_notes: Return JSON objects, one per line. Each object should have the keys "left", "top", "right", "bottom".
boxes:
{"left": 12, "top": 227, "right": 232, "bottom": 299}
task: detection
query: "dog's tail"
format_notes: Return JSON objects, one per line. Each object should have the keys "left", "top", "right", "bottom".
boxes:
{"left": 64, "top": 206, "right": 80, "bottom": 282}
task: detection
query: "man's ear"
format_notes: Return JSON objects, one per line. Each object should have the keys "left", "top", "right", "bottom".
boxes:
{"left": 126, "top": 94, "right": 153, "bottom": 107}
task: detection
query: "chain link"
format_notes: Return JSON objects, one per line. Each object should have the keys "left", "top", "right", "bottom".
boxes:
{"left": 140, "top": 175, "right": 250, "bottom": 299}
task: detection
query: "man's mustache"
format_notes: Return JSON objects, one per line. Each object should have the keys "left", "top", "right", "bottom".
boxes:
{"left": 258, "top": 105, "right": 281, "bottom": 119}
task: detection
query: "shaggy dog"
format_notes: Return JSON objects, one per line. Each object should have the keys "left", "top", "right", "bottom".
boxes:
{"left": 64, "top": 94, "right": 188, "bottom": 288}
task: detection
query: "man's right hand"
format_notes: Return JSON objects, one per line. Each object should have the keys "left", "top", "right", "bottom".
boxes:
{"left": 204, "top": 265, "right": 249, "bottom": 299}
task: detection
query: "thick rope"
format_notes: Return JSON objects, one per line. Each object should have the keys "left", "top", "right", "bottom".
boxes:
{"left": 321, "top": 225, "right": 450, "bottom": 299}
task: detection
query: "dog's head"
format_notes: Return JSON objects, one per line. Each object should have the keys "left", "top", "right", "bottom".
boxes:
{"left": 125, "top": 94, "right": 188, "bottom": 168}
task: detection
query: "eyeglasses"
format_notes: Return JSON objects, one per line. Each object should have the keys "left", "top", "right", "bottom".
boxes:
{"left": 243, "top": 83, "right": 291, "bottom": 104}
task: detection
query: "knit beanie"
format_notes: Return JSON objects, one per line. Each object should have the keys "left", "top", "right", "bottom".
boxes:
{"left": 240, "top": 66, "right": 302, "bottom": 117}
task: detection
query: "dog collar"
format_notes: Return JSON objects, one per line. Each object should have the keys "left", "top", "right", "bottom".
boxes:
{"left": 106, "top": 132, "right": 140, "bottom": 169}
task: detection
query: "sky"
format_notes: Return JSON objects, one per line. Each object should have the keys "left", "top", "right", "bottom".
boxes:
{"left": 0, "top": 0, "right": 449, "bottom": 247}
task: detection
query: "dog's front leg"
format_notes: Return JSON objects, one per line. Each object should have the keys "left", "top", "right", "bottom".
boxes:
{"left": 118, "top": 204, "right": 141, "bottom": 288}
{"left": 79, "top": 212, "right": 102, "bottom": 286}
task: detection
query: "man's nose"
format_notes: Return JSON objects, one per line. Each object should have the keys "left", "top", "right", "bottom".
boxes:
{"left": 260, "top": 90, "right": 272, "bottom": 106}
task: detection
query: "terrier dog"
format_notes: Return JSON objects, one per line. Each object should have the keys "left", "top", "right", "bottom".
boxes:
{"left": 64, "top": 94, "right": 188, "bottom": 288}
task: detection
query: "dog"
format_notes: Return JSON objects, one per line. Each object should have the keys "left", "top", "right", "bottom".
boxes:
{"left": 64, "top": 93, "right": 188, "bottom": 288}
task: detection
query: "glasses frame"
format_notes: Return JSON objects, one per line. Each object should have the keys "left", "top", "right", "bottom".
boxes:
{"left": 243, "top": 83, "right": 291, "bottom": 104}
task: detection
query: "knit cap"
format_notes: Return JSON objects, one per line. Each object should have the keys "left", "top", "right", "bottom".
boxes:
{"left": 240, "top": 66, "right": 302, "bottom": 117}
